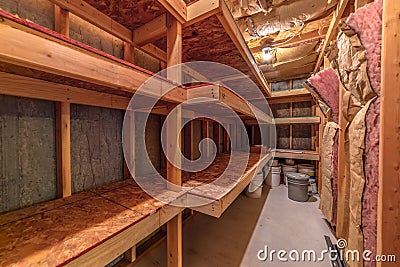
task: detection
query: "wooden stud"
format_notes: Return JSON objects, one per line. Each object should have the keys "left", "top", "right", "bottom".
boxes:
{"left": 314, "top": 0, "right": 350, "bottom": 73}
{"left": 54, "top": 4, "right": 71, "bottom": 198}
{"left": 184, "top": 120, "right": 194, "bottom": 160}
{"left": 54, "top": 5, "right": 69, "bottom": 36}
{"left": 289, "top": 102, "right": 293, "bottom": 149}
{"left": 355, "top": 0, "right": 373, "bottom": 9}
{"left": 124, "top": 42, "right": 135, "bottom": 64}
{"left": 166, "top": 13, "right": 182, "bottom": 267}
{"left": 49, "top": 0, "right": 132, "bottom": 43}
{"left": 55, "top": 102, "right": 71, "bottom": 198}
{"left": 125, "top": 245, "right": 136, "bottom": 263}
{"left": 141, "top": 43, "right": 167, "bottom": 63}
{"left": 202, "top": 120, "right": 211, "bottom": 157}
{"left": 213, "top": 122, "right": 221, "bottom": 154}
{"left": 166, "top": 13, "right": 182, "bottom": 83}
{"left": 223, "top": 124, "right": 230, "bottom": 152}
{"left": 377, "top": 1, "right": 400, "bottom": 265}
{"left": 336, "top": 83, "right": 349, "bottom": 239}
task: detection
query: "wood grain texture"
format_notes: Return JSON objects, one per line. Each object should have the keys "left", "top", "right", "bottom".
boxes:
{"left": 377, "top": 0, "right": 400, "bottom": 264}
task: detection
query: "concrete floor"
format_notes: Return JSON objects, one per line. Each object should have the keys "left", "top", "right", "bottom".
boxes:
{"left": 134, "top": 185, "right": 336, "bottom": 267}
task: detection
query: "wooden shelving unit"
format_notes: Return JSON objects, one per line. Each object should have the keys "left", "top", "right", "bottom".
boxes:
{"left": 274, "top": 116, "right": 321, "bottom": 125}
{"left": 0, "top": 2, "right": 273, "bottom": 266}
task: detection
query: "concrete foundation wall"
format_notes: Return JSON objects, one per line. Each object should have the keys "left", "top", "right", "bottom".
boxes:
{"left": 0, "top": 95, "right": 56, "bottom": 213}
{"left": 0, "top": 0, "right": 54, "bottom": 30}
{"left": 70, "top": 104, "right": 124, "bottom": 193}
{"left": 70, "top": 14, "right": 124, "bottom": 59}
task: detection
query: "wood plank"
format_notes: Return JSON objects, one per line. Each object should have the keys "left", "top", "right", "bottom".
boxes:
{"left": 184, "top": 121, "right": 194, "bottom": 160}
{"left": 336, "top": 83, "right": 349, "bottom": 239}
{"left": 202, "top": 120, "right": 211, "bottom": 157}
{"left": 125, "top": 246, "right": 136, "bottom": 263}
{"left": 158, "top": 0, "right": 187, "bottom": 24}
{"left": 216, "top": 0, "right": 270, "bottom": 96}
{"left": 49, "top": 0, "right": 132, "bottom": 43}
{"left": 54, "top": 4, "right": 69, "bottom": 36}
{"left": 124, "top": 42, "right": 135, "bottom": 64}
{"left": 213, "top": 122, "right": 221, "bottom": 154}
{"left": 314, "top": 0, "right": 350, "bottom": 72}
{"left": 377, "top": 0, "right": 400, "bottom": 265}
{"left": 185, "top": 0, "right": 220, "bottom": 26}
{"left": 166, "top": 14, "right": 183, "bottom": 267}
{"left": 141, "top": 43, "right": 167, "bottom": 63}
{"left": 273, "top": 116, "right": 321, "bottom": 125}
{"left": 274, "top": 149, "right": 320, "bottom": 161}
{"left": 134, "top": 14, "right": 167, "bottom": 46}
{"left": 0, "top": 72, "right": 131, "bottom": 109}
{"left": 269, "top": 88, "right": 311, "bottom": 99}
{"left": 0, "top": 22, "right": 186, "bottom": 103}
{"left": 55, "top": 102, "right": 71, "bottom": 198}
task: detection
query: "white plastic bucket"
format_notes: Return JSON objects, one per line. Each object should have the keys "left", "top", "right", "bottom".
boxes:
{"left": 266, "top": 166, "right": 281, "bottom": 188}
{"left": 285, "top": 159, "right": 295, "bottom": 165}
{"left": 246, "top": 172, "right": 264, "bottom": 198}
{"left": 282, "top": 165, "right": 297, "bottom": 186}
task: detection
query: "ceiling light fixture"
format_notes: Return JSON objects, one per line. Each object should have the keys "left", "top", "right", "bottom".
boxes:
{"left": 262, "top": 47, "right": 274, "bottom": 61}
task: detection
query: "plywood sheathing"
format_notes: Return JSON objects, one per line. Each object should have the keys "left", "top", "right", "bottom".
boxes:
{"left": 164, "top": 15, "right": 263, "bottom": 92}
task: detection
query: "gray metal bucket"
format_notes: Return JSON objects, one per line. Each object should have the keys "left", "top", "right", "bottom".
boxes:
{"left": 287, "top": 172, "right": 309, "bottom": 202}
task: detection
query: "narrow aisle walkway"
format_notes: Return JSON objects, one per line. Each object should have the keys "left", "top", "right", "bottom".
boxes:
{"left": 134, "top": 185, "right": 335, "bottom": 267}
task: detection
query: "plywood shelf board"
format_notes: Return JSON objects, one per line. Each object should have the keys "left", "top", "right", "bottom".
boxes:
{"left": 274, "top": 116, "right": 321, "bottom": 125}
{"left": 273, "top": 149, "right": 320, "bottom": 161}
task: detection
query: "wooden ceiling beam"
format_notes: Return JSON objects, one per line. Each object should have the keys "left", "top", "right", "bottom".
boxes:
{"left": 157, "top": 0, "right": 187, "bottom": 24}
{"left": 217, "top": 0, "right": 271, "bottom": 96}
{"left": 314, "top": 0, "right": 351, "bottom": 73}
{"left": 141, "top": 43, "right": 167, "bottom": 62}
{"left": 48, "top": 0, "right": 132, "bottom": 43}
{"left": 134, "top": 14, "right": 167, "bottom": 46}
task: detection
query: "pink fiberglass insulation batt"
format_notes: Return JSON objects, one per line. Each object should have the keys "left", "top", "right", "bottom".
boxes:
{"left": 347, "top": 0, "right": 382, "bottom": 263}
{"left": 347, "top": 0, "right": 382, "bottom": 95}
{"left": 308, "top": 68, "right": 339, "bottom": 123}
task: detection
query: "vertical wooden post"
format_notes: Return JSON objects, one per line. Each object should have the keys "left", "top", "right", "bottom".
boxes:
{"left": 123, "top": 39, "right": 135, "bottom": 180}
{"left": 184, "top": 120, "right": 193, "bottom": 160}
{"left": 336, "top": 83, "right": 349, "bottom": 239}
{"left": 202, "top": 120, "right": 211, "bottom": 157}
{"left": 289, "top": 102, "right": 293, "bottom": 149}
{"left": 124, "top": 42, "right": 135, "bottom": 64}
{"left": 231, "top": 124, "right": 237, "bottom": 150}
{"left": 54, "top": 5, "right": 71, "bottom": 198}
{"left": 125, "top": 245, "right": 136, "bottom": 263}
{"left": 377, "top": 1, "right": 400, "bottom": 265}
{"left": 166, "top": 12, "right": 182, "bottom": 267}
{"left": 213, "top": 122, "right": 221, "bottom": 154}
{"left": 55, "top": 102, "right": 71, "bottom": 198}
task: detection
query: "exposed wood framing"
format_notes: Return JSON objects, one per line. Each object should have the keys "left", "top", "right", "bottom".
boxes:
{"left": 166, "top": 13, "right": 182, "bottom": 267}
{"left": 336, "top": 83, "right": 349, "bottom": 239}
{"left": 54, "top": 4, "right": 71, "bottom": 198}
{"left": 55, "top": 102, "right": 71, "bottom": 198}
{"left": 184, "top": 121, "right": 194, "bottom": 160}
{"left": 186, "top": 0, "right": 220, "bottom": 26}
{"left": 202, "top": 120, "right": 211, "bottom": 157}
{"left": 134, "top": 14, "right": 167, "bottom": 46}
{"left": 267, "top": 93, "right": 312, "bottom": 104}
{"left": 0, "top": 21, "right": 186, "bottom": 103}
{"left": 158, "top": 0, "right": 187, "bottom": 24}
{"left": 49, "top": 0, "right": 132, "bottom": 42}
{"left": 213, "top": 122, "right": 222, "bottom": 154}
{"left": 377, "top": 0, "right": 400, "bottom": 264}
{"left": 314, "top": 0, "right": 350, "bottom": 72}
{"left": 216, "top": 0, "right": 270, "bottom": 96}
{"left": 273, "top": 116, "right": 321, "bottom": 125}
{"left": 141, "top": 43, "right": 167, "bottom": 63}
{"left": 274, "top": 149, "right": 320, "bottom": 161}
{"left": 124, "top": 42, "right": 135, "bottom": 64}
{"left": 125, "top": 245, "right": 137, "bottom": 263}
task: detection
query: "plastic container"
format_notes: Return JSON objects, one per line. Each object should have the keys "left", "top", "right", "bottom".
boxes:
{"left": 285, "top": 159, "right": 295, "bottom": 165}
{"left": 298, "top": 164, "right": 316, "bottom": 193}
{"left": 272, "top": 159, "right": 279, "bottom": 167}
{"left": 282, "top": 165, "right": 297, "bottom": 186}
{"left": 266, "top": 166, "right": 281, "bottom": 188}
{"left": 246, "top": 171, "right": 264, "bottom": 198}
{"left": 287, "top": 172, "right": 310, "bottom": 202}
